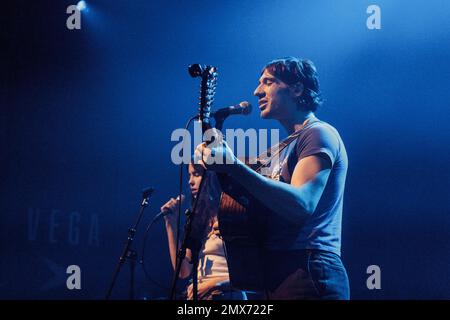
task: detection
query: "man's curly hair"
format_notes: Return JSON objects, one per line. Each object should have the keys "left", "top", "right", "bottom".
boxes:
{"left": 263, "top": 57, "right": 324, "bottom": 112}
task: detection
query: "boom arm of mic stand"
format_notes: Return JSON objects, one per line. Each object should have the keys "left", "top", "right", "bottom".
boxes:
{"left": 214, "top": 115, "right": 225, "bottom": 131}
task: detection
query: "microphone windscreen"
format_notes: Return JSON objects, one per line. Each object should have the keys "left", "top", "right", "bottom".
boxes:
{"left": 239, "top": 101, "right": 252, "bottom": 115}
{"left": 176, "top": 194, "right": 186, "bottom": 204}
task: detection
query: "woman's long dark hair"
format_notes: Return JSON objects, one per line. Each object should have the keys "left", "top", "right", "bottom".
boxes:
{"left": 188, "top": 163, "right": 221, "bottom": 241}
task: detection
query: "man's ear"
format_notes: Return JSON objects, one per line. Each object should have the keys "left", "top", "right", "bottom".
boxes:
{"left": 290, "top": 82, "right": 304, "bottom": 98}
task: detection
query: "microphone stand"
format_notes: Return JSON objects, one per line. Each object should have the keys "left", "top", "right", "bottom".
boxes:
{"left": 213, "top": 114, "right": 225, "bottom": 132}
{"left": 169, "top": 175, "right": 207, "bottom": 300}
{"left": 193, "top": 113, "right": 225, "bottom": 131}
{"left": 106, "top": 187, "right": 154, "bottom": 300}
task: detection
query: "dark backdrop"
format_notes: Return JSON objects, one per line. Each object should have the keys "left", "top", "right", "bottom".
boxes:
{"left": 2, "top": 0, "right": 450, "bottom": 299}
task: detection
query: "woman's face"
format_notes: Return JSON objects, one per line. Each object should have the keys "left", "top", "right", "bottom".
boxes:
{"left": 188, "top": 164, "right": 204, "bottom": 197}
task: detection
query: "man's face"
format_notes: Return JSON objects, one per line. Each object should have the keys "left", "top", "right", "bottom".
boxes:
{"left": 253, "top": 69, "right": 298, "bottom": 120}
{"left": 188, "top": 164, "right": 204, "bottom": 197}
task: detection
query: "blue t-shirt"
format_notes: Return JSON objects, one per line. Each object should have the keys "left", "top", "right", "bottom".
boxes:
{"left": 264, "top": 118, "right": 348, "bottom": 256}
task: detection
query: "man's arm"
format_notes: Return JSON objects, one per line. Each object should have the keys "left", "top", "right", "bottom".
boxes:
{"left": 228, "top": 154, "right": 331, "bottom": 224}
{"left": 196, "top": 141, "right": 332, "bottom": 224}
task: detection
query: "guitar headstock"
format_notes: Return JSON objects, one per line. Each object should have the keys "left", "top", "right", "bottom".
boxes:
{"left": 188, "top": 64, "right": 218, "bottom": 133}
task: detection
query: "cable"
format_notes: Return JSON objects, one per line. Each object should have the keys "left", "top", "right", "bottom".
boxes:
{"left": 139, "top": 214, "right": 169, "bottom": 290}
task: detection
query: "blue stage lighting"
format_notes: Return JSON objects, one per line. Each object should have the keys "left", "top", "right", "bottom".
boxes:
{"left": 76, "top": 1, "right": 87, "bottom": 11}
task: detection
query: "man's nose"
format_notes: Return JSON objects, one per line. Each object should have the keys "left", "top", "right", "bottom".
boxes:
{"left": 253, "top": 84, "right": 264, "bottom": 98}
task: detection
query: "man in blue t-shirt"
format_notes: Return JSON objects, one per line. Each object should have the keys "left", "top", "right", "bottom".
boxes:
{"left": 196, "top": 57, "right": 350, "bottom": 300}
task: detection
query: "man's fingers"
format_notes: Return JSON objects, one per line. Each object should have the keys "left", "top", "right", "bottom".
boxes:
{"left": 193, "top": 147, "right": 208, "bottom": 169}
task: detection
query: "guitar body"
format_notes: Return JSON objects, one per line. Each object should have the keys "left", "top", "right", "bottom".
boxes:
{"left": 217, "top": 168, "right": 272, "bottom": 291}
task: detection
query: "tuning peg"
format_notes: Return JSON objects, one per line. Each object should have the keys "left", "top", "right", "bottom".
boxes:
{"left": 188, "top": 64, "right": 204, "bottom": 78}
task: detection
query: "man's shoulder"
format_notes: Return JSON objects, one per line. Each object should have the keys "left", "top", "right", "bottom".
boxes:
{"left": 294, "top": 119, "right": 347, "bottom": 166}
{"left": 301, "top": 120, "right": 342, "bottom": 144}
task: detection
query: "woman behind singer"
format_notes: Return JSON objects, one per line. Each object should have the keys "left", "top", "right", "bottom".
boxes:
{"left": 161, "top": 162, "right": 246, "bottom": 300}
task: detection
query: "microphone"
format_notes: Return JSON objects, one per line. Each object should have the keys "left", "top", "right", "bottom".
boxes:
{"left": 212, "top": 101, "right": 252, "bottom": 119}
{"left": 155, "top": 195, "right": 185, "bottom": 220}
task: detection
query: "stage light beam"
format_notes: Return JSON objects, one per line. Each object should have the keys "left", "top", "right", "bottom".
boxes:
{"left": 77, "top": 1, "right": 87, "bottom": 11}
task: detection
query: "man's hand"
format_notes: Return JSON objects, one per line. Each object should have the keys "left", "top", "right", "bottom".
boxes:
{"left": 194, "top": 141, "right": 237, "bottom": 173}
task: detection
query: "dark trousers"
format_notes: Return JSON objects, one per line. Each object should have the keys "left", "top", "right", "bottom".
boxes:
{"left": 264, "top": 250, "right": 350, "bottom": 300}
